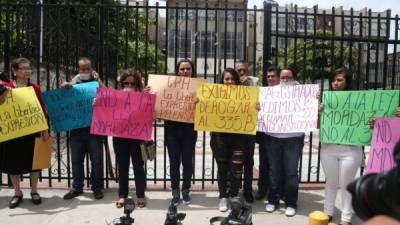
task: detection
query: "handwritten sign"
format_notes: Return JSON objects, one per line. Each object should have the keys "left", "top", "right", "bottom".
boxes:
{"left": 148, "top": 74, "right": 206, "bottom": 123}
{"left": 365, "top": 117, "right": 400, "bottom": 174}
{"left": 258, "top": 84, "right": 319, "bottom": 133}
{"left": 90, "top": 88, "right": 156, "bottom": 141}
{"left": 195, "top": 83, "right": 259, "bottom": 135}
{"left": 320, "top": 90, "right": 399, "bottom": 146}
{"left": 0, "top": 87, "right": 48, "bottom": 142}
{"left": 42, "top": 81, "right": 99, "bottom": 132}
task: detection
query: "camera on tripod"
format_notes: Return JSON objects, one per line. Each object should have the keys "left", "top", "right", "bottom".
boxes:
{"left": 164, "top": 202, "right": 186, "bottom": 225}
{"left": 114, "top": 197, "right": 135, "bottom": 225}
{"left": 347, "top": 140, "right": 400, "bottom": 221}
{"left": 210, "top": 198, "right": 252, "bottom": 225}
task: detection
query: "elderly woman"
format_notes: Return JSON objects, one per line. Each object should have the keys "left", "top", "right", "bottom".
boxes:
{"left": 0, "top": 57, "right": 49, "bottom": 209}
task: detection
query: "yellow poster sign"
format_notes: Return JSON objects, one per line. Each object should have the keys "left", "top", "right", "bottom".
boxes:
{"left": 0, "top": 86, "right": 48, "bottom": 142}
{"left": 32, "top": 137, "right": 53, "bottom": 170}
{"left": 195, "top": 83, "right": 260, "bottom": 135}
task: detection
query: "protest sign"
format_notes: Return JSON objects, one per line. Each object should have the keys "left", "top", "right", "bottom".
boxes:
{"left": 258, "top": 84, "right": 319, "bottom": 133}
{"left": 320, "top": 90, "right": 399, "bottom": 146}
{"left": 32, "top": 137, "right": 53, "bottom": 170}
{"left": 195, "top": 83, "right": 259, "bottom": 135}
{"left": 42, "top": 81, "right": 99, "bottom": 132}
{"left": 365, "top": 117, "right": 400, "bottom": 174}
{"left": 90, "top": 88, "right": 156, "bottom": 141}
{"left": 0, "top": 87, "right": 48, "bottom": 142}
{"left": 148, "top": 74, "right": 206, "bottom": 123}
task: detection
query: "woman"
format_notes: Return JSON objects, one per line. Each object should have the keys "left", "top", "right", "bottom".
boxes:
{"left": 264, "top": 68, "right": 304, "bottom": 217}
{"left": 210, "top": 68, "right": 247, "bottom": 212}
{"left": 320, "top": 67, "right": 362, "bottom": 225}
{"left": 113, "top": 69, "right": 147, "bottom": 208}
{"left": 165, "top": 59, "right": 198, "bottom": 206}
{"left": 0, "top": 57, "right": 49, "bottom": 209}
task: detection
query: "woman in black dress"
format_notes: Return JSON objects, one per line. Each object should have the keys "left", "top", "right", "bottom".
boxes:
{"left": 0, "top": 57, "right": 49, "bottom": 209}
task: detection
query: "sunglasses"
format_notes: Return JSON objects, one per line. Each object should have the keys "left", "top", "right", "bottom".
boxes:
{"left": 122, "top": 81, "right": 136, "bottom": 86}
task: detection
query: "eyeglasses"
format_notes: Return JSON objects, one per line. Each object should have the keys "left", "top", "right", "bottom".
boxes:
{"left": 237, "top": 69, "right": 247, "bottom": 72}
{"left": 122, "top": 81, "right": 136, "bottom": 86}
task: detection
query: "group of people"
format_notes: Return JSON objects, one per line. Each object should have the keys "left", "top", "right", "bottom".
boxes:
{"left": 0, "top": 57, "right": 399, "bottom": 225}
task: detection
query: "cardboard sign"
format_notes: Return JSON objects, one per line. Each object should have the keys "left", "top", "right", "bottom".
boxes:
{"left": 320, "top": 90, "right": 399, "bottom": 146}
{"left": 42, "top": 81, "right": 99, "bottom": 132}
{"left": 32, "top": 137, "right": 53, "bottom": 170}
{"left": 365, "top": 117, "right": 400, "bottom": 174}
{"left": 0, "top": 87, "right": 48, "bottom": 142}
{"left": 258, "top": 84, "right": 319, "bottom": 133}
{"left": 90, "top": 88, "right": 156, "bottom": 141}
{"left": 148, "top": 74, "right": 206, "bottom": 123}
{"left": 195, "top": 83, "right": 259, "bottom": 135}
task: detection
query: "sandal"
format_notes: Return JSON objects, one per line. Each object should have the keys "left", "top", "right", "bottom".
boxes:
{"left": 116, "top": 198, "right": 125, "bottom": 208}
{"left": 31, "top": 192, "right": 42, "bottom": 205}
{"left": 9, "top": 194, "right": 23, "bottom": 209}
{"left": 137, "top": 198, "right": 146, "bottom": 208}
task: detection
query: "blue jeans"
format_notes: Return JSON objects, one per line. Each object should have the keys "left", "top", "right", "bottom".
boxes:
{"left": 265, "top": 134, "right": 304, "bottom": 208}
{"left": 243, "top": 135, "right": 256, "bottom": 196}
{"left": 113, "top": 137, "right": 145, "bottom": 198}
{"left": 70, "top": 128, "right": 104, "bottom": 192}
{"left": 165, "top": 121, "right": 197, "bottom": 191}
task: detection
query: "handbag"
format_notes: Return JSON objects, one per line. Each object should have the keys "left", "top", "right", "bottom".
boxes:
{"left": 140, "top": 140, "right": 156, "bottom": 161}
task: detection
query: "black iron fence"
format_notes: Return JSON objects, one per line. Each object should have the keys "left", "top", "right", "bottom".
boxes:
{"left": 0, "top": 1, "right": 399, "bottom": 189}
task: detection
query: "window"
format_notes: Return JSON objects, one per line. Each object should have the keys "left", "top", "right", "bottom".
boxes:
{"left": 168, "top": 30, "right": 192, "bottom": 58}
{"left": 197, "top": 31, "right": 216, "bottom": 58}
{"left": 221, "top": 32, "right": 243, "bottom": 59}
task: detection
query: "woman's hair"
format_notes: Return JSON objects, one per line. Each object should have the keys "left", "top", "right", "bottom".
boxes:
{"left": 280, "top": 67, "right": 297, "bottom": 80}
{"left": 175, "top": 59, "right": 196, "bottom": 78}
{"left": 329, "top": 67, "right": 353, "bottom": 90}
{"left": 11, "top": 57, "right": 31, "bottom": 78}
{"left": 220, "top": 67, "right": 241, "bottom": 85}
{"left": 119, "top": 68, "right": 143, "bottom": 91}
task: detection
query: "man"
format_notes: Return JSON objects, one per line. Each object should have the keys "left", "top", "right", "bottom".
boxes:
{"left": 254, "top": 65, "right": 280, "bottom": 201}
{"left": 235, "top": 60, "right": 258, "bottom": 203}
{"left": 62, "top": 57, "right": 105, "bottom": 200}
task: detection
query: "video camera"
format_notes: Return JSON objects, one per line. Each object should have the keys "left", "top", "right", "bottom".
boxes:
{"left": 114, "top": 197, "right": 135, "bottom": 225}
{"left": 164, "top": 202, "right": 186, "bottom": 225}
{"left": 347, "top": 140, "right": 400, "bottom": 221}
{"left": 210, "top": 198, "right": 252, "bottom": 225}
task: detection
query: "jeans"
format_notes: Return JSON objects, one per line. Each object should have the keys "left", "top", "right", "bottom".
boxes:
{"left": 266, "top": 134, "right": 304, "bottom": 208}
{"left": 321, "top": 143, "right": 362, "bottom": 222}
{"left": 243, "top": 135, "right": 256, "bottom": 196}
{"left": 211, "top": 133, "right": 246, "bottom": 198}
{"left": 165, "top": 121, "right": 197, "bottom": 191}
{"left": 113, "top": 137, "right": 146, "bottom": 198}
{"left": 70, "top": 128, "right": 104, "bottom": 192}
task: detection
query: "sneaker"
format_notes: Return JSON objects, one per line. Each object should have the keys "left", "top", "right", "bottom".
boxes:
{"left": 285, "top": 207, "right": 296, "bottom": 217}
{"left": 93, "top": 190, "right": 104, "bottom": 200}
{"left": 265, "top": 203, "right": 276, "bottom": 213}
{"left": 218, "top": 198, "right": 229, "bottom": 212}
{"left": 254, "top": 191, "right": 266, "bottom": 200}
{"left": 182, "top": 190, "right": 191, "bottom": 205}
{"left": 63, "top": 189, "right": 83, "bottom": 200}
{"left": 171, "top": 189, "right": 180, "bottom": 206}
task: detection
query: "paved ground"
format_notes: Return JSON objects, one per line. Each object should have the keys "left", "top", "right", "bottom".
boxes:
{"left": 0, "top": 187, "right": 363, "bottom": 225}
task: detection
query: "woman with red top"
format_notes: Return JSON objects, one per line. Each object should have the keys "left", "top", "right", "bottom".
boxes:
{"left": 0, "top": 57, "right": 49, "bottom": 209}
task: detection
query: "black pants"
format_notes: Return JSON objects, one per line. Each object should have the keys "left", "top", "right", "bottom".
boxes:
{"left": 113, "top": 137, "right": 145, "bottom": 198}
{"left": 243, "top": 135, "right": 256, "bottom": 196}
{"left": 211, "top": 133, "right": 246, "bottom": 199}
{"left": 165, "top": 121, "right": 197, "bottom": 191}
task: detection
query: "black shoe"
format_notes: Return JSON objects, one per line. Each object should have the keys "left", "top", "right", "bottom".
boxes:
{"left": 9, "top": 194, "right": 23, "bottom": 209}
{"left": 171, "top": 189, "right": 180, "bottom": 206}
{"left": 255, "top": 191, "right": 266, "bottom": 200}
{"left": 63, "top": 190, "right": 83, "bottom": 200}
{"left": 93, "top": 190, "right": 104, "bottom": 200}
{"left": 30, "top": 192, "right": 42, "bottom": 205}
{"left": 244, "top": 194, "right": 254, "bottom": 203}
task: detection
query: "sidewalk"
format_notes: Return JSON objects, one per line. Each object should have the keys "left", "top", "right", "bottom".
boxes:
{"left": 0, "top": 188, "right": 363, "bottom": 225}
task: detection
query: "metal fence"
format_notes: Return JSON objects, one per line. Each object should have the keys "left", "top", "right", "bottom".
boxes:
{"left": 1, "top": 1, "right": 399, "bottom": 189}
